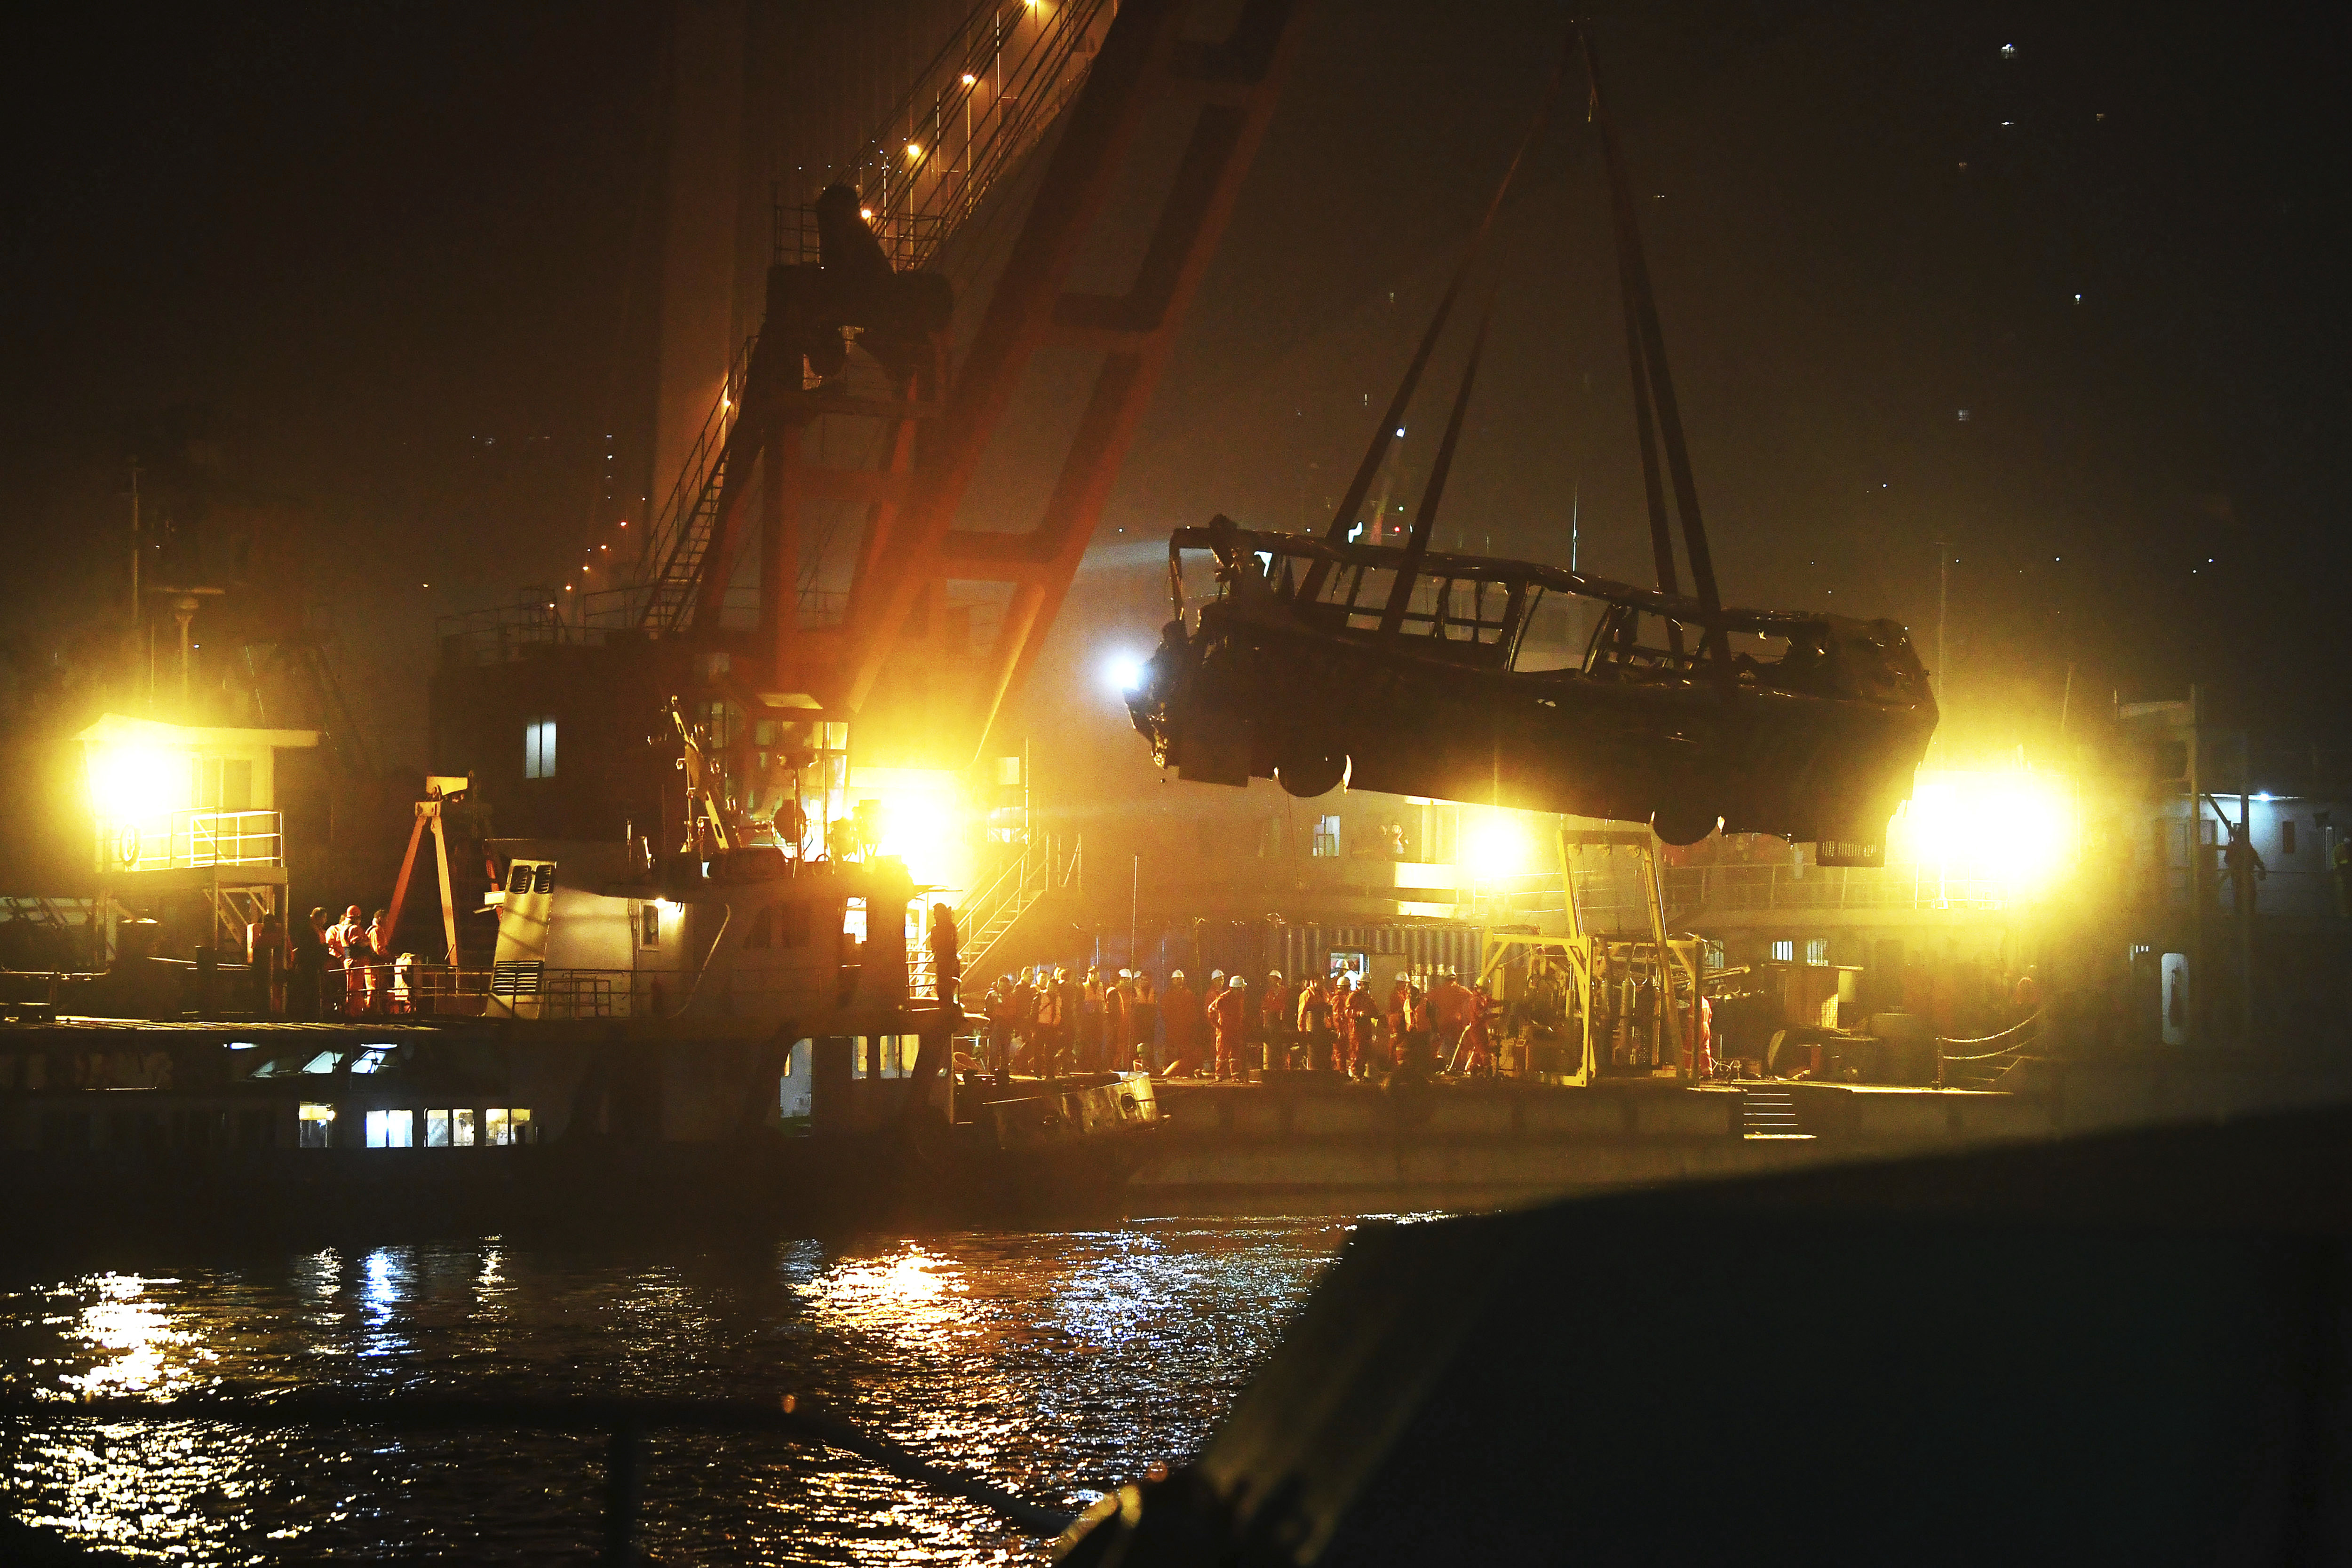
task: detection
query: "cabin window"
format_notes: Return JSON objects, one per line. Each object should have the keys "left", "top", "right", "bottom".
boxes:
{"left": 451, "top": 1109, "right": 478, "bottom": 1146}
{"left": 297, "top": 1102, "right": 335, "bottom": 1148}
{"left": 524, "top": 714, "right": 558, "bottom": 779}
{"left": 1804, "top": 938, "right": 1829, "bottom": 966}
{"left": 843, "top": 897, "right": 867, "bottom": 944}
{"left": 485, "top": 1108, "right": 532, "bottom": 1145}
{"left": 639, "top": 904, "right": 660, "bottom": 948}
{"left": 780, "top": 1040, "right": 814, "bottom": 1122}
{"left": 365, "top": 1109, "right": 414, "bottom": 1148}
{"left": 747, "top": 903, "right": 811, "bottom": 951}
{"left": 425, "top": 1109, "right": 451, "bottom": 1146}
{"left": 1313, "top": 816, "right": 1341, "bottom": 857}
{"left": 2281, "top": 819, "right": 2298, "bottom": 855}
{"left": 1770, "top": 940, "right": 1795, "bottom": 964}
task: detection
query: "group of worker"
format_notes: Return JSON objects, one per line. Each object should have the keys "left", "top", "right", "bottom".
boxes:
{"left": 977, "top": 965, "right": 1160, "bottom": 1077}
{"left": 975, "top": 962, "right": 1497, "bottom": 1081}
{"left": 290, "top": 903, "right": 403, "bottom": 1016}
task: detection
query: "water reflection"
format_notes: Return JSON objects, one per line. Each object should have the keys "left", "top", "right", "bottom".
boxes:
{"left": 2, "top": 1220, "right": 1353, "bottom": 1563}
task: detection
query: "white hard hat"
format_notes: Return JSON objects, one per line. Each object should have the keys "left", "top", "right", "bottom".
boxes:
{"left": 1170, "top": 969, "right": 1185, "bottom": 980}
{"left": 1230, "top": 975, "right": 1247, "bottom": 988}
{"left": 1268, "top": 969, "right": 1282, "bottom": 980}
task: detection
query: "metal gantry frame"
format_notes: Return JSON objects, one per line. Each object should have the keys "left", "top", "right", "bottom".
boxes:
{"left": 1475, "top": 825, "right": 1700, "bottom": 1083}
{"left": 658, "top": 0, "right": 1308, "bottom": 771}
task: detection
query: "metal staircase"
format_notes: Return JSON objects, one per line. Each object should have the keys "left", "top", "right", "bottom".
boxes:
{"left": 1740, "top": 1088, "right": 1810, "bottom": 1139}
{"left": 959, "top": 834, "right": 1079, "bottom": 979}
{"left": 633, "top": 336, "right": 752, "bottom": 631}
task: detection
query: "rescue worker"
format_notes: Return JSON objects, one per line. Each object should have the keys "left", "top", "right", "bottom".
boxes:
{"left": 1336, "top": 973, "right": 1374, "bottom": 1072}
{"left": 928, "top": 903, "right": 961, "bottom": 1006}
{"left": 1422, "top": 967, "right": 1462, "bottom": 1072}
{"left": 1296, "top": 974, "right": 1332, "bottom": 1070}
{"left": 985, "top": 975, "right": 1015, "bottom": 1072}
{"left": 1105, "top": 970, "right": 1133, "bottom": 1070}
{"left": 1033, "top": 969, "right": 1067, "bottom": 1077}
{"left": 1131, "top": 969, "right": 1160, "bottom": 1071}
{"left": 1162, "top": 969, "right": 1203, "bottom": 1077}
{"left": 1259, "top": 970, "right": 1291, "bottom": 1071}
{"left": 361, "top": 908, "right": 394, "bottom": 1014}
{"left": 1456, "top": 983, "right": 1497, "bottom": 1076}
{"left": 1351, "top": 973, "right": 1377, "bottom": 1069}
{"left": 1208, "top": 974, "right": 1250, "bottom": 1080}
{"left": 1387, "top": 972, "right": 1424, "bottom": 1073}
{"left": 1010, "top": 968, "right": 1039, "bottom": 1070}
{"left": 1078, "top": 966, "right": 1106, "bottom": 1071}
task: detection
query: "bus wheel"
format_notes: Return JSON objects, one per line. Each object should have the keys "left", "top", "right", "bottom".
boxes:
{"left": 1651, "top": 800, "right": 1721, "bottom": 846}
{"left": 1276, "top": 744, "right": 1347, "bottom": 798}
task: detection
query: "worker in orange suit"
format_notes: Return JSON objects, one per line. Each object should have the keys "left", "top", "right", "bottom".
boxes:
{"left": 1428, "top": 967, "right": 1473, "bottom": 1074}
{"left": 1208, "top": 974, "right": 1250, "bottom": 1080}
{"left": 1386, "top": 974, "right": 1424, "bottom": 1073}
{"left": 1455, "top": 984, "right": 1497, "bottom": 1076}
{"left": 1344, "top": 978, "right": 1383, "bottom": 1077}
{"left": 1258, "top": 970, "right": 1290, "bottom": 1071}
{"left": 1162, "top": 969, "right": 1203, "bottom": 1077}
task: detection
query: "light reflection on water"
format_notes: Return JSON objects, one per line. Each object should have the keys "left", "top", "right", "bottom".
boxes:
{"left": 0, "top": 1219, "right": 1353, "bottom": 1563}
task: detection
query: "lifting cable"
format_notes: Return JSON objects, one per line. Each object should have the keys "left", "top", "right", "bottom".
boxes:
{"left": 1577, "top": 22, "right": 1734, "bottom": 686}
{"left": 1377, "top": 307, "right": 1494, "bottom": 639}
{"left": 1295, "top": 31, "right": 1577, "bottom": 605}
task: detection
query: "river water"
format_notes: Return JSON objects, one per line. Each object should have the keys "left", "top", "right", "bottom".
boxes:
{"left": 0, "top": 1218, "right": 1365, "bottom": 1563}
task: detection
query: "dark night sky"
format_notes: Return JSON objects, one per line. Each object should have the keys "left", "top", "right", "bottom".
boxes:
{"left": 4, "top": 0, "right": 2349, "bottom": 772}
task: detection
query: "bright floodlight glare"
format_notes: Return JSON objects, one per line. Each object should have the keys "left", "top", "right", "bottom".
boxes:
{"left": 1462, "top": 809, "right": 1535, "bottom": 879}
{"left": 1889, "top": 769, "right": 2074, "bottom": 895}
{"left": 1105, "top": 654, "right": 1145, "bottom": 693}
{"left": 88, "top": 745, "right": 179, "bottom": 820}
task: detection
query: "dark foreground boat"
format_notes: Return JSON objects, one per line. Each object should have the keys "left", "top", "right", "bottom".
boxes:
{"left": 1057, "top": 1101, "right": 2352, "bottom": 1564}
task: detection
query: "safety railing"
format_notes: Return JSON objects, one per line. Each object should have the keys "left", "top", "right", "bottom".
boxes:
{"left": 775, "top": 0, "right": 1117, "bottom": 275}
{"left": 97, "top": 810, "right": 283, "bottom": 875}
{"left": 1935, "top": 1010, "right": 2042, "bottom": 1090}
{"left": 311, "top": 964, "right": 645, "bottom": 1021}
{"left": 632, "top": 332, "right": 756, "bottom": 598}
{"left": 0, "top": 1394, "right": 1075, "bottom": 1564}
{"left": 437, "top": 586, "right": 764, "bottom": 665}
{"left": 1662, "top": 864, "right": 2016, "bottom": 918}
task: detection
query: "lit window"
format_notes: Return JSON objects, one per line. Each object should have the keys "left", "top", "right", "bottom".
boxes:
{"left": 298, "top": 1102, "right": 335, "bottom": 1148}
{"left": 350, "top": 1047, "right": 390, "bottom": 1074}
{"left": 524, "top": 715, "right": 558, "bottom": 779}
{"left": 843, "top": 897, "right": 867, "bottom": 944}
{"left": 365, "top": 1109, "right": 414, "bottom": 1148}
{"left": 452, "top": 1109, "right": 478, "bottom": 1147}
{"left": 1804, "top": 938, "right": 1829, "bottom": 966}
{"left": 426, "top": 1109, "right": 452, "bottom": 1147}
{"left": 511, "top": 1108, "right": 533, "bottom": 1144}
{"left": 640, "top": 904, "right": 661, "bottom": 948}
{"left": 486, "top": 1108, "right": 512, "bottom": 1146}
{"left": 1770, "top": 940, "right": 1795, "bottom": 964}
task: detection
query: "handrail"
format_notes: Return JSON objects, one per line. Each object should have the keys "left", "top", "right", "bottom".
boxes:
{"left": 3, "top": 1393, "right": 1078, "bottom": 1559}
{"left": 633, "top": 334, "right": 757, "bottom": 607}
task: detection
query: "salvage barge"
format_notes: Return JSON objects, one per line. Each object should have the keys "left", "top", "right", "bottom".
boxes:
{"left": 0, "top": 847, "right": 1158, "bottom": 1245}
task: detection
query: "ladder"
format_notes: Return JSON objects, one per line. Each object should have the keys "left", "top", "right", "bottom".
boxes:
{"left": 633, "top": 336, "right": 752, "bottom": 630}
